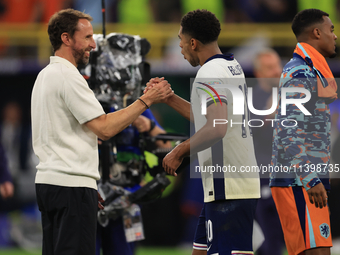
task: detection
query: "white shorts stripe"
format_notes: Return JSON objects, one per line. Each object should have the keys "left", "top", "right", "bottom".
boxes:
{"left": 231, "top": 251, "right": 254, "bottom": 254}
{"left": 193, "top": 242, "right": 207, "bottom": 250}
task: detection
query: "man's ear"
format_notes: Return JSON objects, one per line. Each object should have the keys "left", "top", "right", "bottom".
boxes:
{"left": 191, "top": 38, "right": 198, "bottom": 50}
{"left": 312, "top": 27, "right": 321, "bottom": 39}
{"left": 61, "top": 32, "right": 72, "bottom": 46}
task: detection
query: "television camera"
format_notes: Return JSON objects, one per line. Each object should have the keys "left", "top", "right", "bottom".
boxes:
{"left": 81, "top": 32, "right": 188, "bottom": 227}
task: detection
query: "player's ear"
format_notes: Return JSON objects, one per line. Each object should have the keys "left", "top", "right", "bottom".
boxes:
{"left": 312, "top": 27, "right": 321, "bottom": 39}
{"left": 191, "top": 38, "right": 198, "bottom": 50}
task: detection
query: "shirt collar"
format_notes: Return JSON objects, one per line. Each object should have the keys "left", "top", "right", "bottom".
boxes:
{"left": 204, "top": 53, "right": 234, "bottom": 64}
{"left": 50, "top": 56, "right": 78, "bottom": 71}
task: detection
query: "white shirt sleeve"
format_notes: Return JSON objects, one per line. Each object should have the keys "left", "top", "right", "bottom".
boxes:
{"left": 194, "top": 64, "right": 229, "bottom": 107}
{"left": 62, "top": 73, "right": 105, "bottom": 124}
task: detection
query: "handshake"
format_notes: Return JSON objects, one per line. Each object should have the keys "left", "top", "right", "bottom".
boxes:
{"left": 141, "top": 77, "right": 173, "bottom": 107}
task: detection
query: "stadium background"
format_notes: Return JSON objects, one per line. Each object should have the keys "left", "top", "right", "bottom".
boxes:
{"left": 0, "top": 0, "right": 340, "bottom": 254}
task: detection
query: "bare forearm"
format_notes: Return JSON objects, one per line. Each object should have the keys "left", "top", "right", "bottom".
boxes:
{"left": 163, "top": 125, "right": 224, "bottom": 176}
{"left": 106, "top": 101, "right": 148, "bottom": 137}
{"left": 174, "top": 104, "right": 227, "bottom": 159}
{"left": 163, "top": 101, "right": 227, "bottom": 175}
{"left": 190, "top": 125, "right": 223, "bottom": 156}
{"left": 86, "top": 81, "right": 173, "bottom": 140}
{"left": 175, "top": 124, "right": 224, "bottom": 160}
{"left": 86, "top": 99, "right": 148, "bottom": 140}
{"left": 105, "top": 79, "right": 173, "bottom": 136}
{"left": 166, "top": 94, "right": 192, "bottom": 121}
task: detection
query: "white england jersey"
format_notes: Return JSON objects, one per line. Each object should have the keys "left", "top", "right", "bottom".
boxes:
{"left": 191, "top": 54, "right": 260, "bottom": 203}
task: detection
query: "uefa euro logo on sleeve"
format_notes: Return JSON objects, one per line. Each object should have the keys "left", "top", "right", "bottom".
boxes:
{"left": 196, "top": 81, "right": 223, "bottom": 108}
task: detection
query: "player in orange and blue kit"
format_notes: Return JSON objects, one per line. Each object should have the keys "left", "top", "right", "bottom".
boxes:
{"left": 270, "top": 9, "right": 337, "bottom": 255}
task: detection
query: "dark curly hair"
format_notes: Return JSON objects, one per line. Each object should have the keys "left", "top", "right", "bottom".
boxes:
{"left": 48, "top": 9, "right": 93, "bottom": 52}
{"left": 181, "top": 9, "right": 221, "bottom": 44}
{"left": 292, "top": 9, "right": 329, "bottom": 38}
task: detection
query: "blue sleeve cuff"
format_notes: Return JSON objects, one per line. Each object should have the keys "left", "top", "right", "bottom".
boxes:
{"left": 300, "top": 173, "right": 321, "bottom": 191}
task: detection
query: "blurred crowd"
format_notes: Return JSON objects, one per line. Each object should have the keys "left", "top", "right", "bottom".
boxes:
{"left": 0, "top": 0, "right": 339, "bottom": 24}
{"left": 0, "top": 100, "right": 40, "bottom": 248}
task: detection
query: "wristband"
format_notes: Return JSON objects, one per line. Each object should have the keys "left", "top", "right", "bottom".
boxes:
{"left": 149, "top": 119, "right": 156, "bottom": 132}
{"left": 138, "top": 98, "right": 149, "bottom": 109}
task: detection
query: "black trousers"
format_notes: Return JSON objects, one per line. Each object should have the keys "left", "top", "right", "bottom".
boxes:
{"left": 36, "top": 184, "right": 98, "bottom": 255}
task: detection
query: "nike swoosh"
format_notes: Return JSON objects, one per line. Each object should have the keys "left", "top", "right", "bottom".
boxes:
{"left": 207, "top": 244, "right": 212, "bottom": 251}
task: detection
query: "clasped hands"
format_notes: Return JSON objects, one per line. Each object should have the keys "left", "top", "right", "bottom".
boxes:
{"left": 144, "top": 77, "right": 174, "bottom": 105}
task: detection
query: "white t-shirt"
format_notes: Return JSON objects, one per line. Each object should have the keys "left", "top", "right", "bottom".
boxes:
{"left": 31, "top": 56, "right": 105, "bottom": 190}
{"left": 191, "top": 55, "right": 260, "bottom": 202}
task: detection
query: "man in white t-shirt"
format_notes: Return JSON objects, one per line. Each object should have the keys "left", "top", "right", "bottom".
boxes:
{"left": 146, "top": 9, "right": 260, "bottom": 255}
{"left": 31, "top": 9, "right": 173, "bottom": 255}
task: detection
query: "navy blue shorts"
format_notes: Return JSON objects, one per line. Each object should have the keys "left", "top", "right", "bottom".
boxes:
{"left": 193, "top": 199, "right": 258, "bottom": 255}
